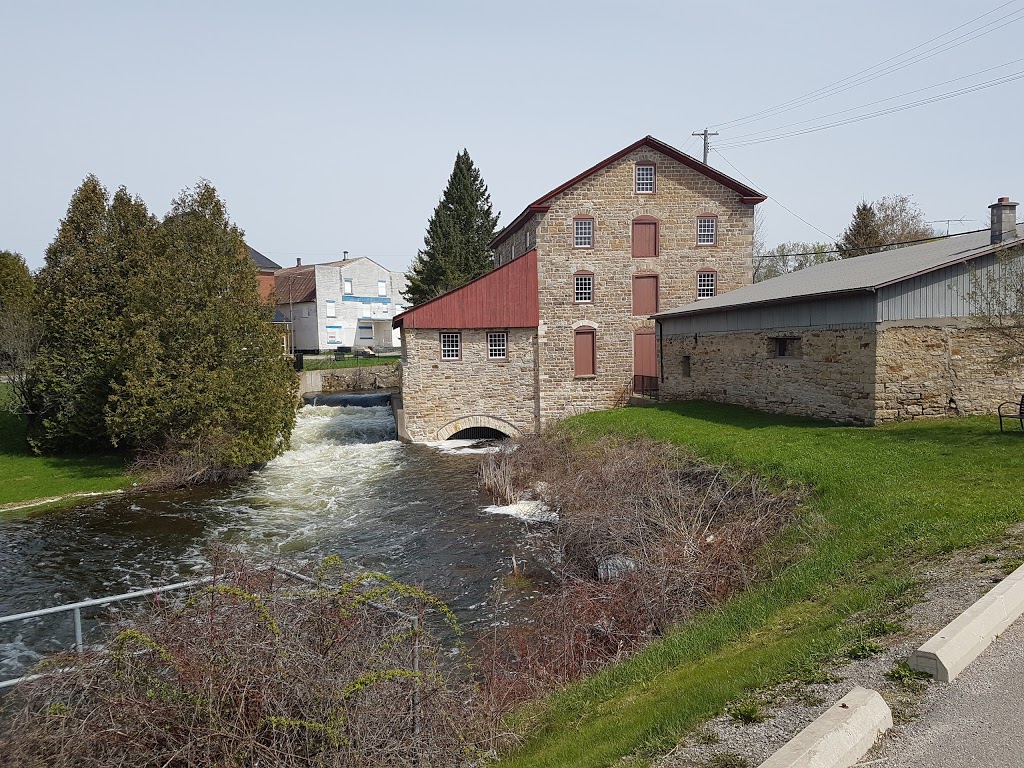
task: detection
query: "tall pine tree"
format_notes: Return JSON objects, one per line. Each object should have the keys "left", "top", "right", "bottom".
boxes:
{"left": 404, "top": 150, "right": 499, "bottom": 305}
{"left": 836, "top": 201, "right": 884, "bottom": 259}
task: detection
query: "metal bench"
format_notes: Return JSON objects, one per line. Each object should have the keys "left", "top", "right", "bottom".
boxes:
{"left": 334, "top": 346, "right": 353, "bottom": 361}
{"left": 998, "top": 394, "right": 1024, "bottom": 432}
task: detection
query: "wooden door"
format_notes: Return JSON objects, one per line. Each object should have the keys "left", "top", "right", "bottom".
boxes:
{"left": 633, "top": 329, "right": 656, "bottom": 377}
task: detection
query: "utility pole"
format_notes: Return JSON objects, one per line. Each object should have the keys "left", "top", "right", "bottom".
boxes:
{"left": 692, "top": 128, "right": 719, "bottom": 164}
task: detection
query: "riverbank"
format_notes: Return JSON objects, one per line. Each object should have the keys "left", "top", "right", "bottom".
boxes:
{"left": 500, "top": 402, "right": 1021, "bottom": 768}
{"left": 0, "top": 385, "right": 131, "bottom": 517}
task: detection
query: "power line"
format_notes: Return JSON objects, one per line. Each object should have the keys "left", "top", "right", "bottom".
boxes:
{"left": 710, "top": 149, "right": 836, "bottom": 240}
{"left": 718, "top": 56, "right": 1024, "bottom": 144}
{"left": 759, "top": 228, "right": 988, "bottom": 259}
{"left": 711, "top": 1, "right": 1023, "bottom": 131}
{"left": 716, "top": 69, "right": 1024, "bottom": 148}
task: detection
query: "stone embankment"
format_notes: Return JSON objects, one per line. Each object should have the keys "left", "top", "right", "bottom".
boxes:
{"left": 298, "top": 363, "right": 399, "bottom": 397}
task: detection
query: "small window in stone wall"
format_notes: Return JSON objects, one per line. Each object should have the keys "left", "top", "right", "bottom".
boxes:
{"left": 771, "top": 337, "right": 802, "bottom": 358}
{"left": 681, "top": 355, "right": 691, "bottom": 377}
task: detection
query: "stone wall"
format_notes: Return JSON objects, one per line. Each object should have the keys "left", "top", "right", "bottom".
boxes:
{"left": 398, "top": 327, "right": 538, "bottom": 442}
{"left": 661, "top": 325, "right": 878, "bottom": 423}
{"left": 534, "top": 148, "right": 757, "bottom": 425}
{"left": 874, "top": 324, "right": 1023, "bottom": 419}
{"left": 298, "top": 363, "right": 400, "bottom": 397}
{"left": 661, "top": 321, "right": 1024, "bottom": 424}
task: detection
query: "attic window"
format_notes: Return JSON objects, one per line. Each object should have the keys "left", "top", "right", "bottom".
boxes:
{"left": 635, "top": 164, "right": 656, "bottom": 193}
{"left": 343, "top": 278, "right": 353, "bottom": 295}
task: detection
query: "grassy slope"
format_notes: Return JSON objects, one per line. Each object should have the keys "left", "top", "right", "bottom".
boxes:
{"left": 0, "top": 384, "right": 130, "bottom": 511}
{"left": 501, "top": 402, "right": 1022, "bottom": 768}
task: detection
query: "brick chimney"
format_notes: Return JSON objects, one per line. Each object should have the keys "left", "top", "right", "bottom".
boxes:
{"left": 989, "top": 197, "right": 1018, "bottom": 244}
{"left": 296, "top": 257, "right": 302, "bottom": 266}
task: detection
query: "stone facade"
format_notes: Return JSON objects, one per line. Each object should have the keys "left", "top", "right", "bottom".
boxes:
{"left": 398, "top": 328, "right": 538, "bottom": 441}
{"left": 532, "top": 148, "right": 754, "bottom": 424}
{"left": 297, "top": 363, "right": 400, "bottom": 397}
{"left": 660, "top": 321, "right": 1023, "bottom": 424}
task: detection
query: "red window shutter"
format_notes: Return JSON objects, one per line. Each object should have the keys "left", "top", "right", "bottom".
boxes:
{"left": 632, "top": 220, "right": 658, "bottom": 258}
{"left": 574, "top": 329, "right": 596, "bottom": 377}
{"left": 632, "top": 274, "right": 659, "bottom": 316}
{"left": 633, "top": 329, "right": 657, "bottom": 377}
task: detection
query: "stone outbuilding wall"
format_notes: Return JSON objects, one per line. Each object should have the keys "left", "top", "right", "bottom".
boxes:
{"left": 660, "top": 321, "right": 1023, "bottom": 424}
{"left": 874, "top": 324, "right": 1022, "bottom": 420}
{"left": 660, "top": 325, "right": 877, "bottom": 423}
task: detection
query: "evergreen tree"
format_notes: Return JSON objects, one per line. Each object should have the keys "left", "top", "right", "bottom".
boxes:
{"left": 106, "top": 181, "right": 296, "bottom": 483}
{"left": 404, "top": 150, "right": 499, "bottom": 305}
{"left": 0, "top": 250, "right": 42, "bottom": 409}
{"left": 27, "top": 176, "right": 132, "bottom": 452}
{"left": 837, "top": 201, "right": 883, "bottom": 259}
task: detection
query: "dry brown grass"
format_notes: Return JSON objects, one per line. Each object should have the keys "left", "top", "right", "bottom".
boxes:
{"left": 0, "top": 552, "right": 490, "bottom": 767}
{"left": 478, "top": 432, "right": 802, "bottom": 707}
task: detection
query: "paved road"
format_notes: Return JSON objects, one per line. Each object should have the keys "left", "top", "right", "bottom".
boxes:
{"left": 879, "top": 615, "right": 1024, "bottom": 767}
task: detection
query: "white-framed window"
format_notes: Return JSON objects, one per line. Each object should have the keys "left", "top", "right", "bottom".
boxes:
{"left": 697, "top": 217, "right": 717, "bottom": 246}
{"left": 440, "top": 332, "right": 461, "bottom": 360}
{"left": 574, "top": 273, "right": 594, "bottom": 303}
{"left": 574, "top": 218, "right": 594, "bottom": 248}
{"left": 487, "top": 332, "right": 507, "bottom": 359}
{"left": 635, "top": 164, "right": 655, "bottom": 193}
{"left": 325, "top": 300, "right": 336, "bottom": 318}
{"left": 343, "top": 278, "right": 353, "bottom": 295}
{"left": 696, "top": 271, "right": 717, "bottom": 298}
{"left": 377, "top": 279, "right": 387, "bottom": 297}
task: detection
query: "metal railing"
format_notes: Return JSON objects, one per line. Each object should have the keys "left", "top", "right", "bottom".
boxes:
{"left": 0, "top": 567, "right": 423, "bottom": 734}
{"left": 0, "top": 577, "right": 212, "bottom": 690}
{"left": 633, "top": 374, "right": 659, "bottom": 399}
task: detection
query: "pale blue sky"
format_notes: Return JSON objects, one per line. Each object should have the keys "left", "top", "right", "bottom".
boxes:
{"left": 3, "top": 1, "right": 1023, "bottom": 273}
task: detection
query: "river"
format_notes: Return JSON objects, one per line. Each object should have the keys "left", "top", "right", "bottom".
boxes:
{"left": 0, "top": 394, "right": 552, "bottom": 682}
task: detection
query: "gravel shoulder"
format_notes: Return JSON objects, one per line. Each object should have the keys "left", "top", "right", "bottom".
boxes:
{"left": 654, "top": 524, "right": 1024, "bottom": 768}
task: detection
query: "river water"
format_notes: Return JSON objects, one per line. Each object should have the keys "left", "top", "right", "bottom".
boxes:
{"left": 0, "top": 394, "right": 551, "bottom": 681}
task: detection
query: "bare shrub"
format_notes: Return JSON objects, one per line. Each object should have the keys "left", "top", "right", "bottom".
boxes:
{"left": 478, "top": 432, "right": 802, "bottom": 706}
{"left": 0, "top": 552, "right": 490, "bottom": 767}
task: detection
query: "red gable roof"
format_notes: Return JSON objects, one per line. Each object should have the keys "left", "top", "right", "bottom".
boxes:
{"left": 393, "top": 250, "right": 539, "bottom": 330}
{"left": 490, "top": 135, "right": 767, "bottom": 249}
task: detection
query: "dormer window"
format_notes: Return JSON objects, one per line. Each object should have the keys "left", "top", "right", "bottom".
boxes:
{"left": 635, "top": 164, "right": 655, "bottom": 194}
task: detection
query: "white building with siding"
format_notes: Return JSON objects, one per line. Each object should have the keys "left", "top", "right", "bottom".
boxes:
{"left": 274, "top": 257, "right": 409, "bottom": 352}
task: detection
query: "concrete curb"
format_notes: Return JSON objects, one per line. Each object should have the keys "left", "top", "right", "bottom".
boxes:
{"left": 909, "top": 560, "right": 1024, "bottom": 682}
{"left": 757, "top": 686, "right": 892, "bottom": 768}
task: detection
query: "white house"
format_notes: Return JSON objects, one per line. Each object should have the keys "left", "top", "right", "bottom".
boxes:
{"left": 274, "top": 257, "right": 409, "bottom": 352}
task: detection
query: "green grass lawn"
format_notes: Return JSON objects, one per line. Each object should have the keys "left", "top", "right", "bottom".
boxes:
{"left": 301, "top": 355, "right": 399, "bottom": 371}
{"left": 0, "top": 384, "right": 131, "bottom": 514}
{"left": 501, "top": 402, "right": 1023, "bottom": 768}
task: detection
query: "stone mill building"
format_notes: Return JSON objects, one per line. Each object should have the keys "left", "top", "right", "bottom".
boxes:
{"left": 392, "top": 135, "right": 766, "bottom": 441}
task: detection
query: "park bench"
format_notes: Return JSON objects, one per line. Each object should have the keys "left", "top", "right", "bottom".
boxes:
{"left": 334, "top": 346, "right": 353, "bottom": 361}
{"left": 998, "top": 394, "right": 1024, "bottom": 432}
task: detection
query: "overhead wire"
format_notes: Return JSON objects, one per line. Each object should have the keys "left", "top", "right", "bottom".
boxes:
{"left": 715, "top": 69, "right": 1024, "bottom": 148}
{"left": 711, "top": 0, "right": 1023, "bottom": 131}
{"left": 717, "top": 57, "right": 1024, "bottom": 143}
{"left": 710, "top": 149, "right": 836, "bottom": 240}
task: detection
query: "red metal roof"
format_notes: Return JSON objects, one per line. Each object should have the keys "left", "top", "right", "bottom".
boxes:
{"left": 393, "top": 250, "right": 539, "bottom": 329}
{"left": 490, "top": 135, "right": 767, "bottom": 249}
